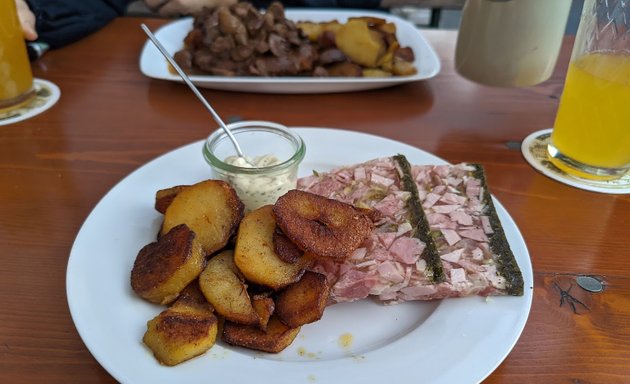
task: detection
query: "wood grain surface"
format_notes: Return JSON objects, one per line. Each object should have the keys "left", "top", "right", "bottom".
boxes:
{"left": 0, "top": 16, "right": 628, "bottom": 384}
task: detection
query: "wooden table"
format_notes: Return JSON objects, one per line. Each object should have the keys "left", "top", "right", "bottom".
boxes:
{"left": 1, "top": 16, "right": 628, "bottom": 384}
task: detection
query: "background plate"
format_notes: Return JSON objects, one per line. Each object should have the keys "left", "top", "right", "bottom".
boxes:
{"left": 139, "top": 10, "right": 441, "bottom": 93}
{"left": 67, "top": 128, "right": 532, "bottom": 384}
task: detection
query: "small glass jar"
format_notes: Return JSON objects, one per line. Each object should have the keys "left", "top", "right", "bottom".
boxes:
{"left": 203, "top": 121, "right": 306, "bottom": 212}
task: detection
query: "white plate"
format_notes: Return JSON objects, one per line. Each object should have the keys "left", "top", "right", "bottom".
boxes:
{"left": 67, "top": 128, "right": 533, "bottom": 384}
{"left": 139, "top": 10, "right": 441, "bottom": 93}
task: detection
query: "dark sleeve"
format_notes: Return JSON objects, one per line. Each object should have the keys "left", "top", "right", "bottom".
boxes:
{"left": 26, "top": 0, "right": 132, "bottom": 48}
{"left": 251, "top": 0, "right": 383, "bottom": 9}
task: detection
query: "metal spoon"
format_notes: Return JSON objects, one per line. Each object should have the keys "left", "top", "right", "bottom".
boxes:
{"left": 140, "top": 24, "right": 246, "bottom": 159}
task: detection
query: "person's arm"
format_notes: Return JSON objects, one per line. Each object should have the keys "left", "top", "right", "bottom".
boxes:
{"left": 15, "top": 0, "right": 37, "bottom": 40}
{"left": 252, "top": 0, "right": 383, "bottom": 9}
{"left": 17, "top": 0, "right": 129, "bottom": 48}
{"left": 143, "top": 0, "right": 238, "bottom": 17}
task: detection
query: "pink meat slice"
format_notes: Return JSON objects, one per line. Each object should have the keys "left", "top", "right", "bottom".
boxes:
{"left": 298, "top": 158, "right": 517, "bottom": 304}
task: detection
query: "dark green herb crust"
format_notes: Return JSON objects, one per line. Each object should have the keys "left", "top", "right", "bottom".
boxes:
{"left": 471, "top": 164, "right": 524, "bottom": 296}
{"left": 393, "top": 154, "right": 445, "bottom": 283}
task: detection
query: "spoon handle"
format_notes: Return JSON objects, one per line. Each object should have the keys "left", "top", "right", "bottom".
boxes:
{"left": 140, "top": 24, "right": 246, "bottom": 158}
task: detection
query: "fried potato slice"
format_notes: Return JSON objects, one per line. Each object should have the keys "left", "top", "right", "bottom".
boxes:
{"left": 252, "top": 295, "right": 275, "bottom": 332}
{"left": 170, "top": 281, "right": 214, "bottom": 313}
{"left": 155, "top": 185, "right": 189, "bottom": 214}
{"left": 272, "top": 227, "right": 304, "bottom": 263}
{"left": 143, "top": 283, "right": 218, "bottom": 366}
{"left": 275, "top": 271, "right": 330, "bottom": 328}
{"left": 161, "top": 179, "right": 244, "bottom": 255}
{"left": 222, "top": 315, "right": 300, "bottom": 353}
{"left": 272, "top": 190, "right": 373, "bottom": 260}
{"left": 234, "top": 205, "right": 311, "bottom": 290}
{"left": 131, "top": 224, "right": 205, "bottom": 305}
{"left": 198, "top": 250, "right": 259, "bottom": 326}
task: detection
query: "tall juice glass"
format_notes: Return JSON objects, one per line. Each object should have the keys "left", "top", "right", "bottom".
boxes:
{"left": 0, "top": 0, "right": 35, "bottom": 110}
{"left": 547, "top": 0, "right": 630, "bottom": 180}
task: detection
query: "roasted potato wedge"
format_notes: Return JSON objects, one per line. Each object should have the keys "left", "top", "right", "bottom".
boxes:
{"left": 334, "top": 19, "right": 386, "bottom": 68}
{"left": 161, "top": 179, "right": 244, "bottom": 255}
{"left": 252, "top": 295, "right": 275, "bottom": 331}
{"left": 374, "top": 21, "right": 397, "bottom": 35}
{"left": 143, "top": 283, "right": 218, "bottom": 366}
{"left": 131, "top": 224, "right": 205, "bottom": 305}
{"left": 199, "top": 250, "right": 259, "bottom": 326}
{"left": 275, "top": 271, "right": 330, "bottom": 328}
{"left": 362, "top": 68, "right": 392, "bottom": 77}
{"left": 391, "top": 55, "right": 418, "bottom": 76}
{"left": 155, "top": 185, "right": 189, "bottom": 214}
{"left": 222, "top": 315, "right": 300, "bottom": 353}
{"left": 326, "top": 61, "right": 363, "bottom": 77}
{"left": 297, "top": 20, "right": 341, "bottom": 42}
{"left": 234, "top": 205, "right": 311, "bottom": 290}
{"left": 296, "top": 17, "right": 416, "bottom": 78}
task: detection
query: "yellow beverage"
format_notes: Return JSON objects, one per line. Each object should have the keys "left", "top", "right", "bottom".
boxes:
{"left": 0, "top": 1, "right": 34, "bottom": 109}
{"left": 550, "top": 52, "right": 630, "bottom": 178}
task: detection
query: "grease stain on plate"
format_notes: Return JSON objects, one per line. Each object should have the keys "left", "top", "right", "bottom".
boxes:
{"left": 338, "top": 333, "right": 353, "bottom": 349}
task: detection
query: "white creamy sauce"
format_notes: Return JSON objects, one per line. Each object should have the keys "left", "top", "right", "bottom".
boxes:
{"left": 224, "top": 154, "right": 295, "bottom": 211}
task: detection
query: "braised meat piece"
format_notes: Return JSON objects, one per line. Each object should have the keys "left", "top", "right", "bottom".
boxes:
{"left": 175, "top": 2, "right": 318, "bottom": 76}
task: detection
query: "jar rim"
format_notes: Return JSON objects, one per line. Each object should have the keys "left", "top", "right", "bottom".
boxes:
{"left": 202, "top": 120, "right": 305, "bottom": 175}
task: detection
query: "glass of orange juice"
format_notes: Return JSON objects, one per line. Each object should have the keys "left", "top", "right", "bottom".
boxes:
{"left": 0, "top": 0, "right": 35, "bottom": 110}
{"left": 547, "top": 0, "right": 630, "bottom": 181}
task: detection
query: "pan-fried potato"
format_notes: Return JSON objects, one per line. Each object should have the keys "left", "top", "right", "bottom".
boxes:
{"left": 252, "top": 295, "right": 275, "bottom": 331}
{"left": 198, "top": 250, "right": 259, "bottom": 326}
{"left": 297, "top": 20, "right": 342, "bottom": 42}
{"left": 161, "top": 179, "right": 244, "bottom": 255}
{"left": 296, "top": 17, "right": 416, "bottom": 78}
{"left": 334, "top": 19, "right": 386, "bottom": 68}
{"left": 170, "top": 282, "right": 215, "bottom": 313}
{"left": 363, "top": 68, "right": 392, "bottom": 77}
{"left": 391, "top": 55, "right": 418, "bottom": 76}
{"left": 326, "top": 62, "right": 363, "bottom": 77}
{"left": 273, "top": 228, "right": 304, "bottom": 264}
{"left": 222, "top": 315, "right": 300, "bottom": 353}
{"left": 143, "top": 283, "right": 218, "bottom": 366}
{"left": 275, "top": 271, "right": 330, "bottom": 327}
{"left": 377, "top": 40, "right": 399, "bottom": 72}
{"left": 272, "top": 190, "right": 373, "bottom": 261}
{"left": 131, "top": 224, "right": 205, "bottom": 305}
{"left": 373, "top": 21, "right": 397, "bottom": 35}
{"left": 234, "top": 205, "right": 311, "bottom": 290}
{"left": 155, "top": 185, "right": 189, "bottom": 214}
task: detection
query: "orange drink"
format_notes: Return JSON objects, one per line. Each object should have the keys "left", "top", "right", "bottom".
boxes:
{"left": 549, "top": 53, "right": 630, "bottom": 178}
{"left": 547, "top": 0, "right": 630, "bottom": 181}
{"left": 0, "top": 0, "right": 35, "bottom": 110}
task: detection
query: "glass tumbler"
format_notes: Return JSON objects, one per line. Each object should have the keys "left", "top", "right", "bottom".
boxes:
{"left": 0, "top": 0, "right": 35, "bottom": 110}
{"left": 547, "top": 0, "right": 630, "bottom": 180}
{"left": 203, "top": 121, "right": 305, "bottom": 212}
{"left": 455, "top": 0, "right": 572, "bottom": 87}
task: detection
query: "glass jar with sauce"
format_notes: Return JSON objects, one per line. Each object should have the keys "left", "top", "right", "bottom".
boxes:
{"left": 203, "top": 121, "right": 305, "bottom": 212}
